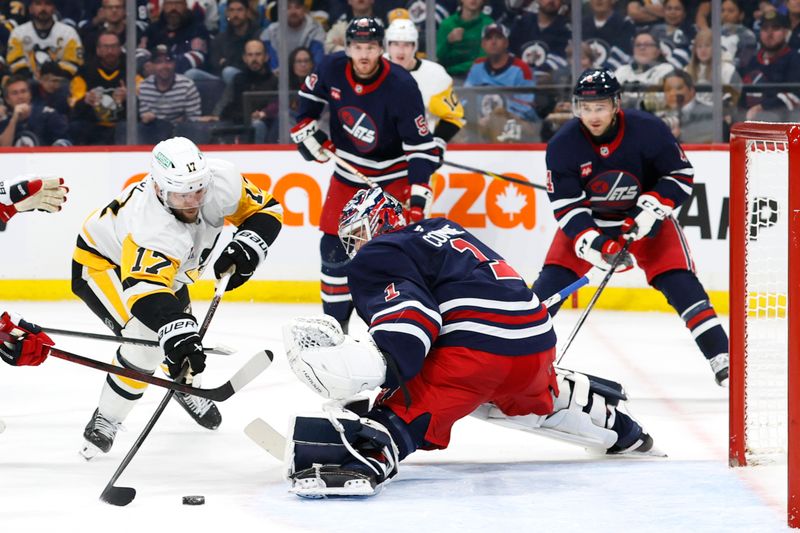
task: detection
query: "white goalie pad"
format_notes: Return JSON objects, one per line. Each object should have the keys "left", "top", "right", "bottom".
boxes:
{"left": 283, "top": 316, "right": 387, "bottom": 400}
{"left": 471, "top": 368, "right": 618, "bottom": 450}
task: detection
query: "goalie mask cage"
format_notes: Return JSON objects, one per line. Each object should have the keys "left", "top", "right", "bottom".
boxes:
{"left": 729, "top": 122, "right": 800, "bottom": 528}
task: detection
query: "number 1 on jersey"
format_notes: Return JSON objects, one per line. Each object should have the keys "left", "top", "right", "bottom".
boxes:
{"left": 450, "top": 238, "right": 522, "bottom": 280}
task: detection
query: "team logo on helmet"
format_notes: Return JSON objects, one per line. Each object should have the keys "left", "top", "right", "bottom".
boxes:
{"left": 338, "top": 106, "right": 378, "bottom": 151}
{"left": 586, "top": 170, "right": 642, "bottom": 212}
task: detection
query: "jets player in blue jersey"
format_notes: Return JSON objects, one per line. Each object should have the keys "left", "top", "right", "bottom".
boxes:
{"left": 531, "top": 68, "right": 729, "bottom": 387}
{"left": 280, "top": 188, "right": 657, "bottom": 498}
{"left": 290, "top": 17, "right": 441, "bottom": 334}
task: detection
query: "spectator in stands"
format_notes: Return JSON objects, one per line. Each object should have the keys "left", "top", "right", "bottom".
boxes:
{"left": 582, "top": 0, "right": 636, "bottom": 70}
{"left": 80, "top": 0, "right": 147, "bottom": 64}
{"left": 437, "top": 0, "right": 494, "bottom": 79}
{"left": 289, "top": 46, "right": 314, "bottom": 121}
{"left": 787, "top": 0, "right": 800, "bottom": 48}
{"left": 659, "top": 69, "right": 715, "bottom": 143}
{"left": 508, "top": 0, "right": 570, "bottom": 74}
{"left": 541, "top": 41, "right": 598, "bottom": 141}
{"left": 141, "top": 0, "right": 210, "bottom": 77}
{"left": 464, "top": 23, "right": 538, "bottom": 142}
{"left": 0, "top": 74, "right": 71, "bottom": 146}
{"left": 261, "top": 0, "right": 326, "bottom": 73}
{"left": 33, "top": 61, "right": 70, "bottom": 115}
{"left": 627, "top": 0, "right": 665, "bottom": 26}
{"left": 69, "top": 31, "right": 131, "bottom": 145}
{"left": 650, "top": 0, "right": 695, "bottom": 69}
{"left": 742, "top": 11, "right": 800, "bottom": 121}
{"left": 685, "top": 28, "right": 741, "bottom": 108}
{"left": 7, "top": 0, "right": 84, "bottom": 78}
{"left": 721, "top": 0, "right": 758, "bottom": 71}
{"left": 138, "top": 44, "right": 201, "bottom": 143}
{"left": 615, "top": 31, "right": 674, "bottom": 109}
{"left": 208, "top": 0, "right": 261, "bottom": 84}
{"left": 216, "top": 39, "right": 278, "bottom": 143}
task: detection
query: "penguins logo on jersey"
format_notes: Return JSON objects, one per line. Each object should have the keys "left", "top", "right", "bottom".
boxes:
{"left": 586, "top": 170, "right": 641, "bottom": 211}
{"left": 338, "top": 106, "right": 378, "bottom": 151}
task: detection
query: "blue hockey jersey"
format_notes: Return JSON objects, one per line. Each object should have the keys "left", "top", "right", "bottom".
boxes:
{"left": 545, "top": 109, "right": 694, "bottom": 239}
{"left": 347, "top": 218, "right": 556, "bottom": 388}
{"left": 297, "top": 52, "right": 439, "bottom": 187}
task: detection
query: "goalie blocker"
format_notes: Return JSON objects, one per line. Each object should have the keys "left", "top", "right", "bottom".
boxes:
{"left": 282, "top": 315, "right": 657, "bottom": 498}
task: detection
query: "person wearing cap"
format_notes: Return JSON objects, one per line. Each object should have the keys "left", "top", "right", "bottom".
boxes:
{"left": 741, "top": 10, "right": 800, "bottom": 121}
{"left": 290, "top": 17, "right": 440, "bottom": 334}
{"left": 436, "top": 0, "right": 494, "bottom": 78}
{"left": 137, "top": 44, "right": 202, "bottom": 143}
{"left": 6, "top": 0, "right": 84, "bottom": 78}
{"left": 464, "top": 23, "right": 538, "bottom": 141}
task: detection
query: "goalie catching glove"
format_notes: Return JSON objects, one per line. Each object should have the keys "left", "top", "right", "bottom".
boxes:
{"left": 0, "top": 311, "right": 53, "bottom": 366}
{"left": 621, "top": 193, "right": 673, "bottom": 240}
{"left": 283, "top": 315, "right": 387, "bottom": 400}
{"left": 290, "top": 118, "right": 334, "bottom": 163}
{"left": 158, "top": 315, "right": 206, "bottom": 382}
{"left": 574, "top": 229, "right": 633, "bottom": 272}
{"left": 0, "top": 175, "right": 68, "bottom": 223}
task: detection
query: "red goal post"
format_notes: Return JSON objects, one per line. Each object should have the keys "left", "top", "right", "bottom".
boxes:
{"left": 729, "top": 122, "right": 800, "bottom": 528}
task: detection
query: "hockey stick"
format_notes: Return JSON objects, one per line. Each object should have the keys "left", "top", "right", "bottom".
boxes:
{"left": 42, "top": 327, "right": 235, "bottom": 356}
{"left": 244, "top": 418, "right": 286, "bottom": 461}
{"left": 323, "top": 148, "right": 379, "bottom": 189}
{"left": 442, "top": 160, "right": 547, "bottom": 191}
{"left": 556, "top": 239, "right": 633, "bottom": 366}
{"left": 100, "top": 275, "right": 230, "bottom": 506}
{"left": 541, "top": 267, "right": 603, "bottom": 309}
{"left": 47, "top": 345, "right": 271, "bottom": 401}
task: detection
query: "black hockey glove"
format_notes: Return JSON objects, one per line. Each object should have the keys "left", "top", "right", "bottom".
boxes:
{"left": 213, "top": 230, "right": 268, "bottom": 291}
{"left": 158, "top": 315, "right": 206, "bottom": 381}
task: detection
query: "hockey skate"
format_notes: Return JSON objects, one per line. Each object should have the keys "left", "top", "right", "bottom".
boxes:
{"left": 709, "top": 353, "right": 729, "bottom": 388}
{"left": 173, "top": 392, "right": 222, "bottom": 430}
{"left": 80, "top": 409, "right": 122, "bottom": 460}
{"left": 290, "top": 464, "right": 384, "bottom": 498}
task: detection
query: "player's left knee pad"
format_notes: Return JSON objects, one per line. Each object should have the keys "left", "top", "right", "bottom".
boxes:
{"left": 286, "top": 407, "right": 399, "bottom": 497}
{"left": 319, "top": 233, "right": 353, "bottom": 326}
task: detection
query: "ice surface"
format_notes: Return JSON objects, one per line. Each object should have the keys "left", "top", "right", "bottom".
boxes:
{"left": 0, "top": 302, "right": 789, "bottom": 532}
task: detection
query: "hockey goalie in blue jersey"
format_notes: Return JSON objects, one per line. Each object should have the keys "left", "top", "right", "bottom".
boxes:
{"left": 531, "top": 68, "right": 729, "bottom": 387}
{"left": 289, "top": 17, "right": 440, "bottom": 335}
{"left": 280, "top": 188, "right": 658, "bottom": 498}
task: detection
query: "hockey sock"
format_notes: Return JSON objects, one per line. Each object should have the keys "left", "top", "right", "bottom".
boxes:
{"left": 98, "top": 348, "right": 153, "bottom": 421}
{"left": 320, "top": 233, "right": 353, "bottom": 328}
{"left": 652, "top": 270, "right": 729, "bottom": 360}
{"left": 531, "top": 264, "right": 580, "bottom": 315}
{"left": 367, "top": 406, "right": 431, "bottom": 460}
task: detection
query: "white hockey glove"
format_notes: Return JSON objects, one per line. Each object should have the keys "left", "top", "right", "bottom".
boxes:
{"left": 290, "top": 118, "right": 334, "bottom": 163}
{"left": 283, "top": 315, "right": 387, "bottom": 400}
{"left": 573, "top": 229, "right": 633, "bottom": 272}
{"left": 407, "top": 183, "right": 433, "bottom": 223}
{"left": 622, "top": 193, "right": 673, "bottom": 241}
{"left": 0, "top": 175, "right": 68, "bottom": 222}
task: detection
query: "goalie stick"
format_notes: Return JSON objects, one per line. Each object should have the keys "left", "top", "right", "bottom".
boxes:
{"left": 100, "top": 275, "right": 229, "bottom": 507}
{"left": 244, "top": 418, "right": 286, "bottom": 461}
{"left": 42, "top": 326, "right": 235, "bottom": 355}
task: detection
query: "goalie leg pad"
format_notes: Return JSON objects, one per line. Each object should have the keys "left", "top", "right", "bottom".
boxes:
{"left": 286, "top": 408, "right": 399, "bottom": 498}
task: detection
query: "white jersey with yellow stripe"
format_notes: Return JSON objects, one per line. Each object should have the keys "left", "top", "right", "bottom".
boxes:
{"left": 7, "top": 20, "right": 83, "bottom": 76}
{"left": 409, "top": 59, "right": 465, "bottom": 131}
{"left": 76, "top": 158, "right": 281, "bottom": 309}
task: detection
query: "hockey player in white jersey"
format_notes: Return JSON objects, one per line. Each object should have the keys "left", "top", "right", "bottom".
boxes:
{"left": 72, "top": 137, "right": 283, "bottom": 459}
{"left": 385, "top": 18, "right": 465, "bottom": 148}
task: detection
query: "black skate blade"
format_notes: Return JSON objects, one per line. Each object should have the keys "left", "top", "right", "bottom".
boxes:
{"left": 100, "top": 486, "right": 136, "bottom": 506}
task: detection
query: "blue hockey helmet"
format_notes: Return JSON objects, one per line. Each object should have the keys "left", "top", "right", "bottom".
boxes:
{"left": 338, "top": 188, "right": 406, "bottom": 258}
{"left": 346, "top": 17, "right": 385, "bottom": 46}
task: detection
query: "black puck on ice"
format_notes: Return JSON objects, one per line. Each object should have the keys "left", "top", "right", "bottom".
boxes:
{"left": 182, "top": 495, "right": 205, "bottom": 505}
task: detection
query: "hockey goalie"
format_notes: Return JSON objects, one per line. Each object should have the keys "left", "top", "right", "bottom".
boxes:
{"left": 281, "top": 188, "right": 658, "bottom": 498}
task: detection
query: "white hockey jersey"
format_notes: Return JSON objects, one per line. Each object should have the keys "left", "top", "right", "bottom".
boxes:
{"left": 408, "top": 58, "right": 464, "bottom": 133}
{"left": 7, "top": 20, "right": 83, "bottom": 76}
{"left": 74, "top": 159, "right": 282, "bottom": 311}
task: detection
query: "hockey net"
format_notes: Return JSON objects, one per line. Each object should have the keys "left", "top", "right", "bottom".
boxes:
{"left": 729, "top": 122, "right": 800, "bottom": 528}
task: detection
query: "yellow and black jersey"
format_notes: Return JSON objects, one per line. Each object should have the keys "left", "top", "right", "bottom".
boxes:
{"left": 410, "top": 58, "right": 465, "bottom": 142}
{"left": 7, "top": 20, "right": 83, "bottom": 76}
{"left": 74, "top": 159, "right": 282, "bottom": 329}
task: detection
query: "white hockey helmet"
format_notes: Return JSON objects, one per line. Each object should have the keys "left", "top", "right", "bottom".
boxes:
{"left": 385, "top": 19, "right": 418, "bottom": 52}
{"left": 150, "top": 136, "right": 211, "bottom": 210}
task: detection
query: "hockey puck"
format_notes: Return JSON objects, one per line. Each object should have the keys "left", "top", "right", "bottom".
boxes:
{"left": 182, "top": 495, "right": 205, "bottom": 505}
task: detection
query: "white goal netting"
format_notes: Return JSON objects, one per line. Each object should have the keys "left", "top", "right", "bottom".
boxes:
{"left": 743, "top": 139, "right": 789, "bottom": 464}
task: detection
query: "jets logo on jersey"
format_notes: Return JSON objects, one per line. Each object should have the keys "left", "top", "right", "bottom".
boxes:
{"left": 586, "top": 170, "right": 641, "bottom": 211}
{"left": 521, "top": 41, "right": 549, "bottom": 68}
{"left": 580, "top": 162, "right": 592, "bottom": 177}
{"left": 339, "top": 106, "right": 378, "bottom": 151}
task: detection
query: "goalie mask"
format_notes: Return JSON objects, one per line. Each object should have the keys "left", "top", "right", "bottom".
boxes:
{"left": 150, "top": 136, "right": 211, "bottom": 211}
{"left": 338, "top": 188, "right": 406, "bottom": 259}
